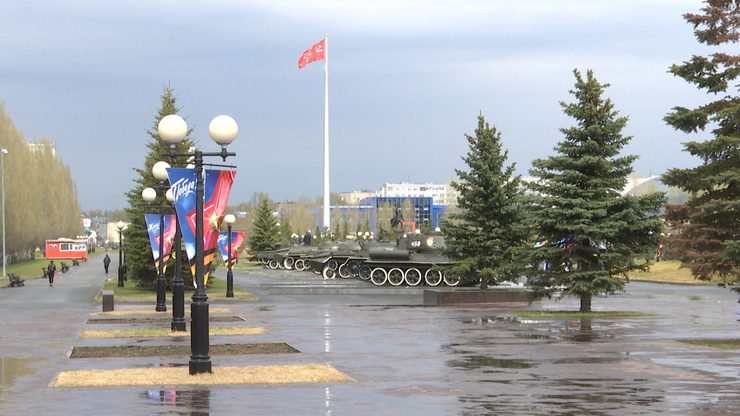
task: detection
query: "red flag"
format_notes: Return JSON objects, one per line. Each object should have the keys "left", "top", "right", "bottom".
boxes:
{"left": 298, "top": 39, "right": 326, "bottom": 69}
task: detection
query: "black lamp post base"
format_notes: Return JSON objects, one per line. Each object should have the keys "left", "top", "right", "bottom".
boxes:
{"left": 188, "top": 359, "right": 212, "bottom": 375}
{"left": 226, "top": 270, "right": 234, "bottom": 298}
{"left": 171, "top": 278, "right": 186, "bottom": 331}
{"left": 189, "top": 294, "right": 211, "bottom": 375}
{"left": 156, "top": 275, "right": 167, "bottom": 312}
{"left": 171, "top": 319, "right": 187, "bottom": 332}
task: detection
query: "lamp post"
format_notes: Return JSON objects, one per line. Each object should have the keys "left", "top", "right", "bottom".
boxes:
{"left": 142, "top": 176, "right": 168, "bottom": 312}
{"left": 1, "top": 148, "right": 7, "bottom": 279}
{"left": 158, "top": 113, "right": 238, "bottom": 375}
{"left": 152, "top": 161, "right": 172, "bottom": 312}
{"left": 166, "top": 188, "right": 187, "bottom": 331}
{"left": 116, "top": 221, "right": 125, "bottom": 287}
{"left": 224, "top": 214, "right": 236, "bottom": 298}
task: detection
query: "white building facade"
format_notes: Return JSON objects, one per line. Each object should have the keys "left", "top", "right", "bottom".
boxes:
{"left": 379, "top": 182, "right": 455, "bottom": 205}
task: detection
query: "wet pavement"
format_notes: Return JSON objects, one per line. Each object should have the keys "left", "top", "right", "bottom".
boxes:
{"left": 1, "top": 258, "right": 739, "bottom": 415}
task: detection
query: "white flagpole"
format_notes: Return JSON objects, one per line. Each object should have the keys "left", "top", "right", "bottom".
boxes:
{"left": 322, "top": 34, "right": 330, "bottom": 233}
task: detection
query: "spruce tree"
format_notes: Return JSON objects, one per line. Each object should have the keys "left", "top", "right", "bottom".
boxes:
{"left": 526, "top": 70, "right": 665, "bottom": 312}
{"left": 441, "top": 114, "right": 530, "bottom": 289}
{"left": 248, "top": 197, "right": 279, "bottom": 256}
{"left": 123, "top": 86, "right": 195, "bottom": 288}
{"left": 662, "top": 0, "right": 740, "bottom": 283}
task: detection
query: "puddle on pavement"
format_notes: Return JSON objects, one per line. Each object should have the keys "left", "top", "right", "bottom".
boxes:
{"left": 128, "top": 363, "right": 189, "bottom": 369}
{"left": 515, "top": 333, "right": 559, "bottom": 342}
{"left": 564, "top": 331, "right": 615, "bottom": 342}
{"left": 551, "top": 356, "right": 625, "bottom": 364}
{"left": 447, "top": 355, "right": 535, "bottom": 370}
{"left": 144, "top": 389, "right": 211, "bottom": 410}
{"left": 463, "top": 316, "right": 519, "bottom": 326}
{"left": 459, "top": 377, "right": 664, "bottom": 415}
{"left": 0, "top": 357, "right": 45, "bottom": 391}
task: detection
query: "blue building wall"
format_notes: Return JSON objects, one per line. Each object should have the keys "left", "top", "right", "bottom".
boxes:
{"left": 309, "top": 197, "right": 448, "bottom": 235}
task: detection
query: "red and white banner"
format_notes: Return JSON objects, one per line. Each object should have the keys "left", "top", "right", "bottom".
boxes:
{"left": 298, "top": 38, "right": 326, "bottom": 69}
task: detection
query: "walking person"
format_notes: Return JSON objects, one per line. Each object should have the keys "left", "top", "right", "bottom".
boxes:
{"left": 47, "top": 260, "right": 56, "bottom": 287}
{"left": 103, "top": 254, "right": 111, "bottom": 274}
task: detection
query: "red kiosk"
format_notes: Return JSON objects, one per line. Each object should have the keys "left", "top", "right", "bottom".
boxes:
{"left": 45, "top": 238, "right": 88, "bottom": 260}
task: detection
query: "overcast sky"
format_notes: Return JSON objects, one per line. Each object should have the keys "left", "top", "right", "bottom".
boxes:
{"left": 0, "top": 0, "right": 712, "bottom": 211}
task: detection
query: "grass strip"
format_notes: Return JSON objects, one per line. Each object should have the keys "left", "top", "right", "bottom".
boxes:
{"left": 678, "top": 339, "right": 740, "bottom": 349}
{"left": 90, "top": 308, "right": 230, "bottom": 316}
{"left": 627, "top": 260, "right": 719, "bottom": 285}
{"left": 79, "top": 326, "right": 266, "bottom": 338}
{"left": 95, "top": 277, "right": 258, "bottom": 302}
{"left": 70, "top": 343, "right": 298, "bottom": 358}
{"left": 2, "top": 251, "right": 103, "bottom": 279}
{"left": 232, "top": 261, "right": 263, "bottom": 270}
{"left": 54, "top": 364, "right": 351, "bottom": 387}
{"left": 514, "top": 310, "right": 654, "bottom": 318}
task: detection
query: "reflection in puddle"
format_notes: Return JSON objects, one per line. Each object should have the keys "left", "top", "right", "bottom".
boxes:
{"left": 515, "top": 333, "right": 558, "bottom": 342}
{"left": 459, "top": 377, "right": 664, "bottom": 415}
{"left": 145, "top": 389, "right": 211, "bottom": 414}
{"left": 131, "top": 363, "right": 188, "bottom": 369}
{"left": 566, "top": 331, "right": 614, "bottom": 342}
{"left": 447, "top": 355, "right": 535, "bottom": 370}
{"left": 552, "top": 356, "right": 624, "bottom": 364}
{"left": 463, "top": 316, "right": 519, "bottom": 326}
{"left": 0, "top": 357, "right": 44, "bottom": 391}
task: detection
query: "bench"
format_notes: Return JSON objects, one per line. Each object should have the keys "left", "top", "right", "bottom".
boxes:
{"left": 60, "top": 262, "right": 69, "bottom": 273}
{"left": 72, "top": 259, "right": 80, "bottom": 266}
{"left": 8, "top": 273, "right": 25, "bottom": 287}
{"left": 42, "top": 267, "right": 49, "bottom": 279}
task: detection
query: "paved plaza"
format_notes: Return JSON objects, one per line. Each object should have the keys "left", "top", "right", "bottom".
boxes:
{"left": 1, "top": 257, "right": 739, "bottom": 415}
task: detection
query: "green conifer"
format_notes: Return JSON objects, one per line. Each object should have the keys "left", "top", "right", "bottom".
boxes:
{"left": 123, "top": 86, "right": 194, "bottom": 287}
{"left": 248, "top": 197, "right": 279, "bottom": 255}
{"left": 441, "top": 114, "right": 530, "bottom": 289}
{"left": 526, "top": 70, "right": 665, "bottom": 312}
{"left": 662, "top": 0, "right": 740, "bottom": 283}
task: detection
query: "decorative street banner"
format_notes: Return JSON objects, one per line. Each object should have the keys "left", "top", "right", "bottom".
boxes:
{"left": 166, "top": 167, "right": 236, "bottom": 287}
{"left": 144, "top": 213, "right": 176, "bottom": 271}
{"left": 217, "top": 231, "right": 245, "bottom": 267}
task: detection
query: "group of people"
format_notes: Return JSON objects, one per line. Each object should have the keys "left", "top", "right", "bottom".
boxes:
{"left": 46, "top": 253, "right": 111, "bottom": 287}
{"left": 294, "top": 230, "right": 313, "bottom": 245}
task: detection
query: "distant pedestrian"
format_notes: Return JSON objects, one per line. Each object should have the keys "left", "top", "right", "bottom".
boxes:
{"left": 103, "top": 254, "right": 111, "bottom": 274}
{"left": 304, "top": 230, "right": 312, "bottom": 246}
{"left": 47, "top": 260, "right": 56, "bottom": 287}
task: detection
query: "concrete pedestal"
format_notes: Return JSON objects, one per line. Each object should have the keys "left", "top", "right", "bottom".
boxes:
{"left": 102, "top": 290, "right": 114, "bottom": 312}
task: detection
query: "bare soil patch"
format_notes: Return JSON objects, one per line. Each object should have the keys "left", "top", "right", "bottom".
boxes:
{"left": 86, "top": 316, "right": 244, "bottom": 324}
{"left": 79, "top": 326, "right": 266, "bottom": 338}
{"left": 70, "top": 342, "right": 298, "bottom": 358}
{"left": 90, "top": 308, "right": 231, "bottom": 316}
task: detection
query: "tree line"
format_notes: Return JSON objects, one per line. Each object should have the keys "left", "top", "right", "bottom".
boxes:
{"left": 442, "top": 0, "right": 739, "bottom": 312}
{"left": 0, "top": 103, "right": 82, "bottom": 264}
